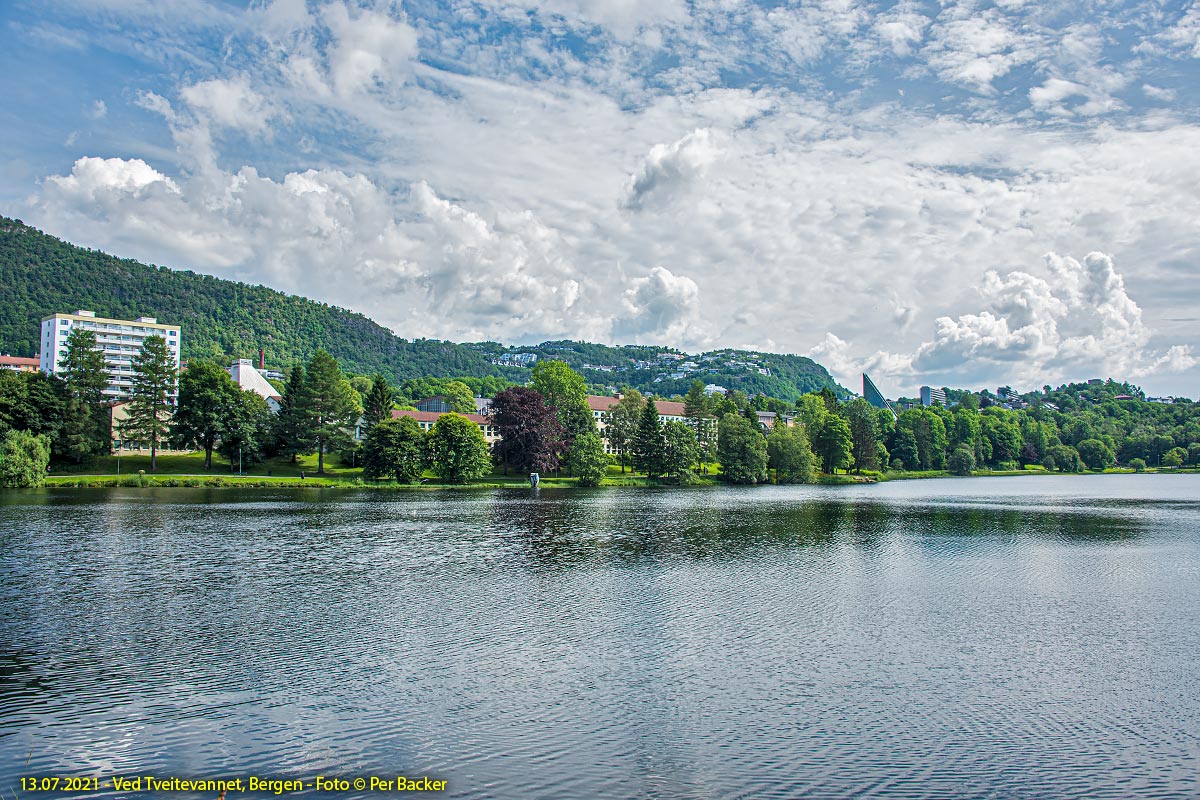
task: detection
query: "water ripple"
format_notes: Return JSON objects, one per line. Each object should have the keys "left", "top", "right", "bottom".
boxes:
{"left": 1, "top": 479, "right": 1199, "bottom": 798}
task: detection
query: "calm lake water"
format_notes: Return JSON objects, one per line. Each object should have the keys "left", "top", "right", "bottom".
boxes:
{"left": 2, "top": 475, "right": 1199, "bottom": 799}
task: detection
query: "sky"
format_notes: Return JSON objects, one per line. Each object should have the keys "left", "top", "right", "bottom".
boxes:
{"left": 1, "top": 0, "right": 1198, "bottom": 397}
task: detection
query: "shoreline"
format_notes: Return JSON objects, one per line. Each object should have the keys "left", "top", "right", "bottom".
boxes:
{"left": 31, "top": 466, "right": 1197, "bottom": 490}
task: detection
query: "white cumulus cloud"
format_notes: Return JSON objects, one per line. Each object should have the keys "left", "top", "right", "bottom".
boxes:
{"left": 322, "top": 3, "right": 419, "bottom": 96}
{"left": 180, "top": 76, "right": 280, "bottom": 136}
{"left": 615, "top": 265, "right": 703, "bottom": 344}
{"left": 624, "top": 128, "right": 721, "bottom": 209}
{"left": 821, "top": 252, "right": 1197, "bottom": 393}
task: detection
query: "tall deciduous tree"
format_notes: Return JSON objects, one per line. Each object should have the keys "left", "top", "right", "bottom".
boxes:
{"left": 490, "top": 386, "right": 565, "bottom": 474}
{"left": 440, "top": 380, "right": 477, "bottom": 414}
{"left": 303, "top": 349, "right": 360, "bottom": 474}
{"left": 218, "top": 391, "right": 274, "bottom": 470}
{"left": 565, "top": 430, "right": 607, "bottom": 487}
{"left": 661, "top": 420, "right": 700, "bottom": 481}
{"left": 843, "top": 398, "right": 881, "bottom": 473}
{"left": 362, "top": 416, "right": 427, "bottom": 483}
{"left": 767, "top": 420, "right": 815, "bottom": 483}
{"left": 362, "top": 374, "right": 396, "bottom": 428}
{"left": 948, "top": 445, "right": 976, "bottom": 475}
{"left": 813, "top": 414, "right": 853, "bottom": 474}
{"left": 890, "top": 427, "right": 919, "bottom": 470}
{"left": 427, "top": 412, "right": 491, "bottom": 483}
{"left": 121, "top": 335, "right": 176, "bottom": 472}
{"left": 173, "top": 360, "right": 241, "bottom": 469}
{"left": 795, "top": 393, "right": 828, "bottom": 433}
{"left": 717, "top": 413, "right": 768, "bottom": 484}
{"left": 604, "top": 389, "right": 645, "bottom": 473}
{"left": 1076, "top": 438, "right": 1115, "bottom": 470}
{"left": 896, "top": 408, "right": 948, "bottom": 470}
{"left": 530, "top": 359, "right": 596, "bottom": 445}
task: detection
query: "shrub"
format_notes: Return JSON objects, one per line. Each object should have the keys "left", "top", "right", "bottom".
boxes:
{"left": 0, "top": 430, "right": 50, "bottom": 488}
{"left": 1128, "top": 458, "right": 1147, "bottom": 473}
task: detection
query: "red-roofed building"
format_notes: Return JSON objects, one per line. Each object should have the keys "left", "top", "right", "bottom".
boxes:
{"left": 0, "top": 354, "right": 40, "bottom": 372}
{"left": 357, "top": 398, "right": 693, "bottom": 455}
{"left": 389, "top": 409, "right": 499, "bottom": 444}
{"left": 587, "top": 395, "right": 690, "bottom": 453}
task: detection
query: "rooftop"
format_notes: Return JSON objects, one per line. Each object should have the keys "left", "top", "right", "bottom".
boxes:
{"left": 392, "top": 409, "right": 491, "bottom": 425}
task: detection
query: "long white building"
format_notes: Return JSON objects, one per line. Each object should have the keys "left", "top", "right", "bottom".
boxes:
{"left": 40, "top": 310, "right": 181, "bottom": 401}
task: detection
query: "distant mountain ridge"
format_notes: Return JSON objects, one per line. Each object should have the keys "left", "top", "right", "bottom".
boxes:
{"left": 0, "top": 216, "right": 846, "bottom": 399}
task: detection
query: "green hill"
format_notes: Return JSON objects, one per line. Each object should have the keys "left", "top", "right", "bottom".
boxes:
{"left": 0, "top": 216, "right": 846, "bottom": 399}
{"left": 466, "top": 340, "right": 849, "bottom": 401}
{"left": 0, "top": 216, "right": 506, "bottom": 382}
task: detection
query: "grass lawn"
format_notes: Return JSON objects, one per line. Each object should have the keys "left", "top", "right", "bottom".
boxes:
{"left": 45, "top": 453, "right": 728, "bottom": 489}
{"left": 50, "top": 450, "right": 360, "bottom": 478}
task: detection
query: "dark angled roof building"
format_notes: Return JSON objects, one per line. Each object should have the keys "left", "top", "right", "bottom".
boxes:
{"left": 863, "top": 373, "right": 897, "bottom": 419}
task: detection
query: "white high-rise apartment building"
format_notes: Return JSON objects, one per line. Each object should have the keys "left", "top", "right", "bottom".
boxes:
{"left": 40, "top": 310, "right": 181, "bottom": 401}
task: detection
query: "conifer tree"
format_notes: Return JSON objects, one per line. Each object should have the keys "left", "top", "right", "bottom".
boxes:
{"left": 60, "top": 328, "right": 108, "bottom": 404}
{"left": 684, "top": 379, "right": 716, "bottom": 468}
{"left": 684, "top": 380, "right": 709, "bottom": 419}
{"left": 362, "top": 373, "right": 395, "bottom": 428}
{"left": 121, "top": 335, "right": 176, "bottom": 471}
{"left": 273, "top": 365, "right": 312, "bottom": 463}
{"left": 303, "top": 349, "right": 360, "bottom": 474}
{"left": 632, "top": 399, "right": 664, "bottom": 478}
{"left": 59, "top": 327, "right": 109, "bottom": 461}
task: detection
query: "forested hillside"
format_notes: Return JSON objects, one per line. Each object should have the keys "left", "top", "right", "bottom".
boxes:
{"left": 467, "top": 340, "right": 847, "bottom": 401}
{"left": 0, "top": 216, "right": 845, "bottom": 398}
{"left": 0, "top": 217, "right": 507, "bottom": 383}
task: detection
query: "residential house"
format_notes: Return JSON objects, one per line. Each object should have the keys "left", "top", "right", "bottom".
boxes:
{"left": 0, "top": 354, "right": 40, "bottom": 372}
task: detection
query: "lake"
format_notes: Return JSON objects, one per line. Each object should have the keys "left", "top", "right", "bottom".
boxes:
{"left": 2, "top": 475, "right": 1199, "bottom": 798}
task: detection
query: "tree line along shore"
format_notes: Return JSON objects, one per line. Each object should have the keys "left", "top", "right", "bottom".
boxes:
{"left": 2, "top": 328, "right": 1199, "bottom": 489}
